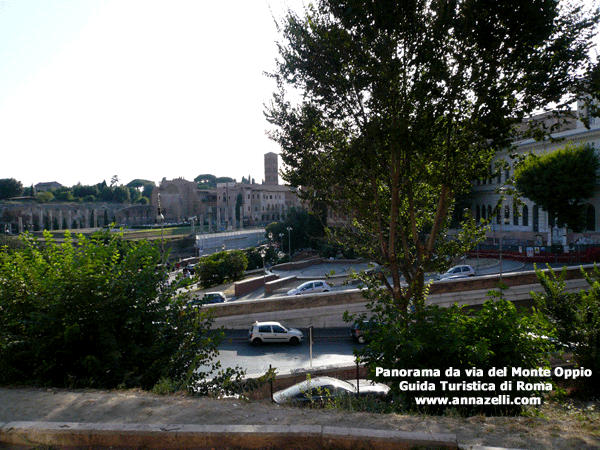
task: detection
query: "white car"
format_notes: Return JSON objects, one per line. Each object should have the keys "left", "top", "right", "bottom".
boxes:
{"left": 287, "top": 280, "right": 331, "bottom": 296}
{"left": 273, "top": 376, "right": 390, "bottom": 405}
{"left": 437, "top": 265, "right": 477, "bottom": 280}
{"left": 247, "top": 321, "right": 303, "bottom": 346}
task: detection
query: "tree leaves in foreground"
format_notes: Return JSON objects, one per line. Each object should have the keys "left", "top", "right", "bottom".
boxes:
{"left": 265, "top": 0, "right": 599, "bottom": 313}
{"left": 0, "top": 230, "right": 223, "bottom": 390}
{"left": 351, "top": 283, "right": 554, "bottom": 415}
{"left": 532, "top": 265, "right": 600, "bottom": 396}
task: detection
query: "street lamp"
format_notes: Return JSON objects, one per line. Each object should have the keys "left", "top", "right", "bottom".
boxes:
{"left": 260, "top": 248, "right": 267, "bottom": 287}
{"left": 499, "top": 204, "right": 510, "bottom": 282}
{"left": 497, "top": 188, "right": 509, "bottom": 283}
{"left": 286, "top": 226, "right": 293, "bottom": 260}
{"left": 156, "top": 193, "right": 165, "bottom": 263}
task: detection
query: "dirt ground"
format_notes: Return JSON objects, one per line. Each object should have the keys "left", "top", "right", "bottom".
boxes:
{"left": 0, "top": 387, "right": 598, "bottom": 449}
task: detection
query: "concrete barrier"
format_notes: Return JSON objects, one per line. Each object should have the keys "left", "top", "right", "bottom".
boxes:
{"left": 234, "top": 274, "right": 278, "bottom": 297}
{"left": 209, "top": 265, "right": 595, "bottom": 329}
{"left": 265, "top": 275, "right": 297, "bottom": 295}
{"left": 0, "top": 421, "right": 458, "bottom": 450}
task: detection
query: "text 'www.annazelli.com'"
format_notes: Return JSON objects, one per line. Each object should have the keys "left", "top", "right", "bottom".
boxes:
{"left": 414, "top": 395, "right": 542, "bottom": 406}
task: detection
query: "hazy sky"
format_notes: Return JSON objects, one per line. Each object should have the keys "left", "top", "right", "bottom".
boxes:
{"left": 0, "top": 0, "right": 305, "bottom": 188}
{"left": 1, "top": 1, "right": 598, "bottom": 189}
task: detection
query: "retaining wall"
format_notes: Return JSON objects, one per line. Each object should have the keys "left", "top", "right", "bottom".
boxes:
{"left": 210, "top": 265, "right": 594, "bottom": 329}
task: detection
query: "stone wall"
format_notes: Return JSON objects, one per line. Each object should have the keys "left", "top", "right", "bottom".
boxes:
{"left": 0, "top": 202, "right": 133, "bottom": 233}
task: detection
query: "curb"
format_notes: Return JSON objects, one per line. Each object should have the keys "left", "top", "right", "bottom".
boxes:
{"left": 0, "top": 421, "right": 458, "bottom": 450}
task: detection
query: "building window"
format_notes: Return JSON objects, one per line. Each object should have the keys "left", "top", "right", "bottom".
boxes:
{"left": 522, "top": 205, "right": 529, "bottom": 227}
{"left": 487, "top": 205, "right": 492, "bottom": 220}
{"left": 481, "top": 204, "right": 486, "bottom": 220}
{"left": 533, "top": 205, "right": 539, "bottom": 232}
{"left": 513, "top": 205, "right": 519, "bottom": 226}
{"left": 475, "top": 205, "right": 481, "bottom": 222}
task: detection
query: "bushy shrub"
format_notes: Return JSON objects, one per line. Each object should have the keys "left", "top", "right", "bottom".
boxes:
{"left": 352, "top": 287, "right": 554, "bottom": 415}
{"left": 0, "top": 230, "right": 222, "bottom": 390}
{"left": 197, "top": 250, "right": 248, "bottom": 288}
{"left": 532, "top": 265, "right": 600, "bottom": 396}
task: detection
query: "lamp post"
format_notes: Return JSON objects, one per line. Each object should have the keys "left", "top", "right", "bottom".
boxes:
{"left": 497, "top": 188, "right": 509, "bottom": 283}
{"left": 156, "top": 193, "right": 165, "bottom": 263}
{"left": 286, "top": 226, "right": 293, "bottom": 260}
{"left": 268, "top": 232, "right": 273, "bottom": 268}
{"left": 499, "top": 204, "right": 510, "bottom": 282}
{"left": 260, "top": 248, "right": 267, "bottom": 287}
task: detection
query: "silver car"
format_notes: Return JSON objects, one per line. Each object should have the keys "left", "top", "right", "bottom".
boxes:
{"left": 437, "top": 265, "right": 476, "bottom": 280}
{"left": 287, "top": 280, "right": 331, "bottom": 295}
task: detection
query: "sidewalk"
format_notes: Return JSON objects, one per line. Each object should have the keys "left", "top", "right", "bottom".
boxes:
{"left": 1, "top": 387, "right": 597, "bottom": 449}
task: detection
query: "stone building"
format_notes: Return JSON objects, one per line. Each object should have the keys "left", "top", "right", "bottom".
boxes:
{"left": 264, "top": 152, "right": 279, "bottom": 185}
{"left": 34, "top": 181, "right": 63, "bottom": 192}
{"left": 151, "top": 153, "right": 302, "bottom": 231}
{"left": 469, "top": 101, "right": 600, "bottom": 246}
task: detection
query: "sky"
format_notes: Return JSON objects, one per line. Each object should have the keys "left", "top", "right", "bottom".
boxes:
{"left": 1, "top": 1, "right": 599, "bottom": 190}
{"left": 0, "top": 0, "right": 305, "bottom": 188}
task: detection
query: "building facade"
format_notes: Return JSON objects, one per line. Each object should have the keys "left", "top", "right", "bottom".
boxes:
{"left": 151, "top": 153, "right": 303, "bottom": 231}
{"left": 469, "top": 102, "right": 600, "bottom": 246}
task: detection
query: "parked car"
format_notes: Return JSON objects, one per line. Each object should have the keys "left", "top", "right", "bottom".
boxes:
{"left": 187, "top": 292, "right": 226, "bottom": 307}
{"left": 287, "top": 280, "right": 331, "bottom": 296}
{"left": 248, "top": 321, "right": 303, "bottom": 346}
{"left": 436, "top": 264, "right": 476, "bottom": 280}
{"left": 350, "top": 320, "right": 381, "bottom": 344}
{"left": 203, "top": 292, "right": 227, "bottom": 303}
{"left": 273, "top": 376, "right": 390, "bottom": 405}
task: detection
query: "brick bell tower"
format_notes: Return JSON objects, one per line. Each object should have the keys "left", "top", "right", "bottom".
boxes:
{"left": 264, "top": 152, "right": 279, "bottom": 185}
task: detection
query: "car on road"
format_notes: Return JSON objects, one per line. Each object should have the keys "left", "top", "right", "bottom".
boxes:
{"left": 273, "top": 376, "right": 390, "bottom": 405}
{"left": 248, "top": 321, "right": 303, "bottom": 346}
{"left": 203, "top": 292, "right": 227, "bottom": 303}
{"left": 187, "top": 292, "right": 227, "bottom": 307}
{"left": 436, "top": 264, "right": 476, "bottom": 280}
{"left": 350, "top": 320, "right": 381, "bottom": 344}
{"left": 287, "top": 280, "right": 332, "bottom": 296}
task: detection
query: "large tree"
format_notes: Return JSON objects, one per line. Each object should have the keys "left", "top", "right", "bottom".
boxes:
{"left": 265, "top": 0, "right": 598, "bottom": 312}
{"left": 514, "top": 142, "right": 600, "bottom": 233}
{"left": 0, "top": 178, "right": 23, "bottom": 200}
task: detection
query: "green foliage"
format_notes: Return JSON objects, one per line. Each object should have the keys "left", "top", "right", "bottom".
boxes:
{"left": 265, "top": 208, "right": 325, "bottom": 256}
{"left": 34, "top": 191, "right": 54, "bottom": 203}
{"left": 352, "top": 286, "right": 553, "bottom": 415}
{"left": 52, "top": 187, "right": 75, "bottom": 202}
{"left": 244, "top": 247, "right": 265, "bottom": 270}
{"left": 197, "top": 250, "right": 248, "bottom": 288}
{"left": 514, "top": 143, "right": 600, "bottom": 232}
{"left": 0, "top": 178, "right": 23, "bottom": 200}
{"left": 0, "top": 230, "right": 223, "bottom": 390}
{"left": 531, "top": 265, "right": 600, "bottom": 396}
{"left": 266, "top": 0, "right": 598, "bottom": 312}
{"left": 195, "top": 174, "right": 217, "bottom": 188}
{"left": 113, "top": 185, "right": 131, "bottom": 203}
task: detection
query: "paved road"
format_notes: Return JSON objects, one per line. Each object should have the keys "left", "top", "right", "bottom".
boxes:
{"left": 206, "top": 328, "right": 359, "bottom": 378}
